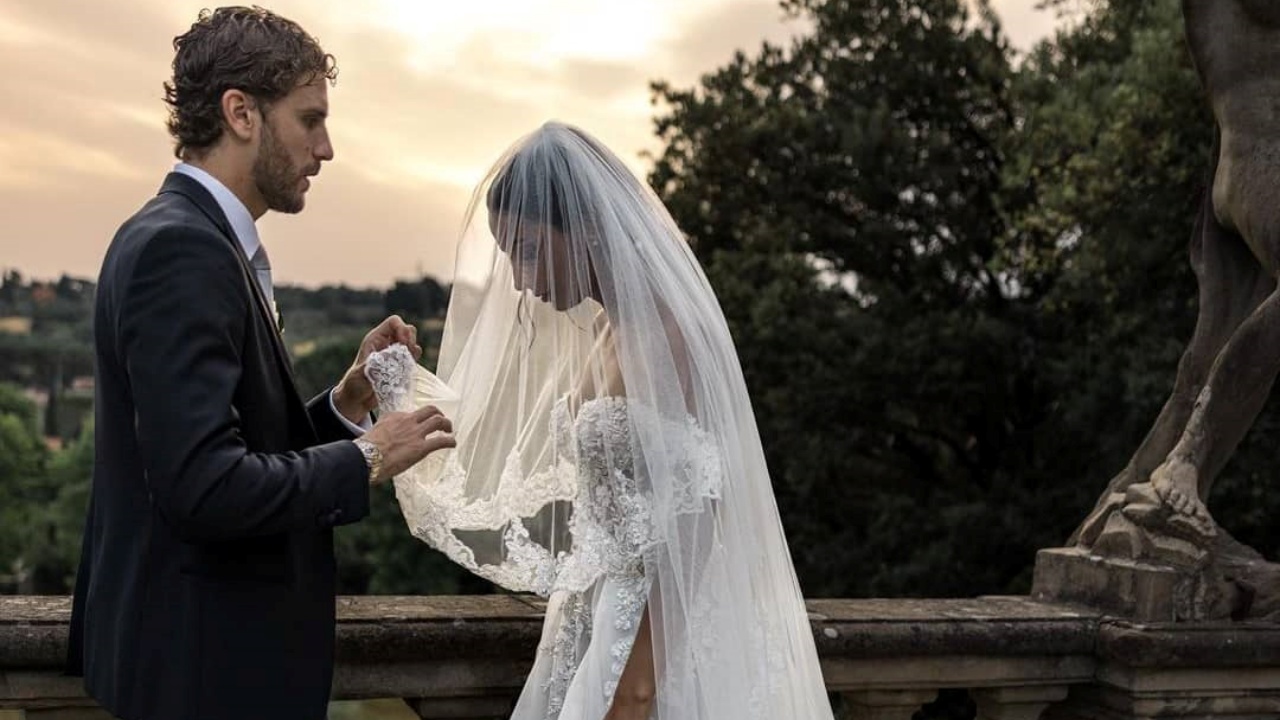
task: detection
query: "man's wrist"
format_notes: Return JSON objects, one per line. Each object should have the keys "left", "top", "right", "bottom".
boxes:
{"left": 333, "top": 381, "right": 372, "bottom": 426}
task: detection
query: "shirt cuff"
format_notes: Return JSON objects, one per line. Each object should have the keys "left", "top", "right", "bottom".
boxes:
{"left": 329, "top": 389, "right": 372, "bottom": 436}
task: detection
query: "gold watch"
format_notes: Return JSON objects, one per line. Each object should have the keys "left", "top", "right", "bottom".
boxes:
{"left": 353, "top": 438, "right": 383, "bottom": 482}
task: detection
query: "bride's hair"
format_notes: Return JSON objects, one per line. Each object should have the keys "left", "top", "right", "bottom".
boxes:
{"left": 480, "top": 123, "right": 620, "bottom": 312}
{"left": 485, "top": 149, "right": 567, "bottom": 231}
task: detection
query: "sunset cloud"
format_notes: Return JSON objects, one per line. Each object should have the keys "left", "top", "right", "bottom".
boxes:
{"left": 0, "top": 0, "right": 1057, "bottom": 287}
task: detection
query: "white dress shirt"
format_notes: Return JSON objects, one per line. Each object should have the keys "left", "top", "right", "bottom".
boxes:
{"left": 173, "top": 163, "right": 371, "bottom": 435}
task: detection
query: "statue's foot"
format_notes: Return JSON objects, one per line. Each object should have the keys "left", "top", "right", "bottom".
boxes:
{"left": 1152, "top": 458, "right": 1217, "bottom": 542}
{"left": 1073, "top": 492, "right": 1126, "bottom": 549}
{"left": 1120, "top": 482, "right": 1164, "bottom": 524}
{"left": 1121, "top": 459, "right": 1217, "bottom": 544}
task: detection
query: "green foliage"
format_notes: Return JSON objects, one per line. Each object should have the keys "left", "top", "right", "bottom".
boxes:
{"left": 292, "top": 337, "right": 488, "bottom": 595}
{"left": 292, "top": 335, "right": 366, "bottom": 400}
{"left": 0, "top": 273, "right": 476, "bottom": 597}
{"left": 0, "top": 383, "right": 51, "bottom": 591}
{"left": 0, "top": 384, "right": 37, "bottom": 428}
{"left": 649, "top": 0, "right": 1248, "bottom": 599}
{"left": 652, "top": 0, "right": 1039, "bottom": 597}
{"left": 1001, "top": 0, "right": 1218, "bottom": 549}
{"left": 18, "top": 421, "right": 93, "bottom": 593}
{"left": 384, "top": 278, "right": 449, "bottom": 326}
{"left": 274, "top": 283, "right": 387, "bottom": 349}
{"left": 336, "top": 483, "right": 493, "bottom": 595}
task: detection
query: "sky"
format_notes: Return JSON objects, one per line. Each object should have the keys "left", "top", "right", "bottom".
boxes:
{"left": 0, "top": 0, "right": 1061, "bottom": 288}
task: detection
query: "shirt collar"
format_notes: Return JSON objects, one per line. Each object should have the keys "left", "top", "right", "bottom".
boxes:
{"left": 173, "top": 162, "right": 262, "bottom": 260}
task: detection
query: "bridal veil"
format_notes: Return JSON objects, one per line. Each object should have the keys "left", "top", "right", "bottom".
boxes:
{"left": 367, "top": 121, "right": 834, "bottom": 719}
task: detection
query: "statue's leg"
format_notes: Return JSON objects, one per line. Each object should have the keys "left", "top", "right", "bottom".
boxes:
{"left": 1127, "top": 280, "right": 1280, "bottom": 541}
{"left": 1072, "top": 180, "right": 1274, "bottom": 547}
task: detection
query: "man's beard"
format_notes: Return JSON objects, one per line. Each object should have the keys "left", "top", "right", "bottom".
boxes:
{"left": 254, "top": 120, "right": 304, "bottom": 214}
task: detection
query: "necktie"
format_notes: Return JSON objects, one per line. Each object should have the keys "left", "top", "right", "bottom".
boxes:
{"left": 250, "top": 246, "right": 280, "bottom": 331}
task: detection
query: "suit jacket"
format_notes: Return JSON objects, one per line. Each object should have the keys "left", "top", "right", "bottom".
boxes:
{"left": 66, "top": 172, "right": 371, "bottom": 720}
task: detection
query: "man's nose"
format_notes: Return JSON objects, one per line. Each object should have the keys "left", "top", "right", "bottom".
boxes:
{"left": 315, "top": 130, "right": 334, "bottom": 162}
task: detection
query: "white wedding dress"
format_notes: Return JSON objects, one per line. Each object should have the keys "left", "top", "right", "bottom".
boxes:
{"left": 513, "top": 395, "right": 721, "bottom": 718}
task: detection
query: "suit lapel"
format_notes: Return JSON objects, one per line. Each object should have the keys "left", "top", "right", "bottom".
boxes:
{"left": 157, "top": 173, "right": 305, "bottom": 401}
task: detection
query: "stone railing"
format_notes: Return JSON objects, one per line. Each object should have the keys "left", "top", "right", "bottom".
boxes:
{"left": 3, "top": 595, "right": 1279, "bottom": 719}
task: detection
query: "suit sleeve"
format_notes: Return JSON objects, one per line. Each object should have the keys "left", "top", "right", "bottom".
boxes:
{"left": 121, "top": 227, "right": 370, "bottom": 543}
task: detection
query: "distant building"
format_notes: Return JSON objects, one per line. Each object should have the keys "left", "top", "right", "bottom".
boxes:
{"left": 0, "top": 316, "right": 32, "bottom": 335}
{"left": 22, "top": 386, "right": 49, "bottom": 408}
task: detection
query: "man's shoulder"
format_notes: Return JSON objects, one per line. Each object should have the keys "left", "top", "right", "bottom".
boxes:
{"left": 99, "top": 186, "right": 237, "bottom": 290}
{"left": 118, "top": 186, "right": 223, "bottom": 243}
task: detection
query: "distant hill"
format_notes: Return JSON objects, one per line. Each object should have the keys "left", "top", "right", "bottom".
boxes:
{"left": 0, "top": 269, "right": 449, "bottom": 439}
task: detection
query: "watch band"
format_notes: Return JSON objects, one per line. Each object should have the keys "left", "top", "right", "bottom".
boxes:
{"left": 353, "top": 438, "right": 383, "bottom": 482}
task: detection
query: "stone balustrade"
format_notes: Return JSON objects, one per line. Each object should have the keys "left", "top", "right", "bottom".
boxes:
{"left": 2, "top": 595, "right": 1279, "bottom": 719}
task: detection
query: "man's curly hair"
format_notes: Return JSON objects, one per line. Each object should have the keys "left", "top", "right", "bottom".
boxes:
{"left": 164, "top": 6, "right": 338, "bottom": 159}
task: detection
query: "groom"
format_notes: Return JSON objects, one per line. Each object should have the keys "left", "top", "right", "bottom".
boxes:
{"left": 65, "top": 7, "right": 453, "bottom": 720}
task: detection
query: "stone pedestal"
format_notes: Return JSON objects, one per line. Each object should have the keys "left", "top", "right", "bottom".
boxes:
{"left": 1031, "top": 547, "right": 1232, "bottom": 622}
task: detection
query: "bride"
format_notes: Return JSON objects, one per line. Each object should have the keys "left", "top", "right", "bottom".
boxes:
{"left": 366, "top": 121, "right": 834, "bottom": 719}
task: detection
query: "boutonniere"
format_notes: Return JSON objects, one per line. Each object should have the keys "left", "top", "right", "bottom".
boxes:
{"left": 272, "top": 299, "right": 285, "bottom": 335}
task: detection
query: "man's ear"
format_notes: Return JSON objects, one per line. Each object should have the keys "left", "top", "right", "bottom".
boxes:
{"left": 221, "top": 89, "right": 260, "bottom": 143}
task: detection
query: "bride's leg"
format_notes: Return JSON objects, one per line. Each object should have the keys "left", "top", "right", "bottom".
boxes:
{"left": 604, "top": 608, "right": 655, "bottom": 720}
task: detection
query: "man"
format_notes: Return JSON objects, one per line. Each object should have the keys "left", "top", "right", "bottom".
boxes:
{"left": 65, "top": 8, "right": 452, "bottom": 719}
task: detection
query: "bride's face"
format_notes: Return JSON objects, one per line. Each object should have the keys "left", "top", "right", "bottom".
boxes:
{"left": 492, "top": 213, "right": 593, "bottom": 311}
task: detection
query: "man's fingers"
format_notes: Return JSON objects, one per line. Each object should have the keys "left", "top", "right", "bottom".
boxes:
{"left": 423, "top": 434, "right": 457, "bottom": 453}
{"left": 421, "top": 415, "right": 453, "bottom": 436}
{"left": 385, "top": 315, "right": 412, "bottom": 342}
{"left": 411, "top": 405, "right": 443, "bottom": 422}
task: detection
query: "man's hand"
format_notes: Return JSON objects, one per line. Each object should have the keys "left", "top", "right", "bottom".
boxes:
{"left": 363, "top": 405, "right": 455, "bottom": 484}
{"left": 333, "top": 315, "right": 424, "bottom": 425}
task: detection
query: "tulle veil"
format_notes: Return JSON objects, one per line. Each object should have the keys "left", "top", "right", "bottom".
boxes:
{"left": 367, "top": 121, "right": 834, "bottom": 719}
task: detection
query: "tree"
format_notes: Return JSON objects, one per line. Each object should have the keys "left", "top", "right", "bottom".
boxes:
{"left": 651, "top": 0, "right": 1034, "bottom": 597}
{"left": 292, "top": 335, "right": 366, "bottom": 400}
{"left": 20, "top": 421, "right": 94, "bottom": 593}
{"left": 0, "top": 383, "right": 37, "bottom": 427}
{"left": 336, "top": 483, "right": 493, "bottom": 595}
{"left": 646, "top": 0, "right": 1239, "bottom": 597}
{"left": 385, "top": 278, "right": 449, "bottom": 325}
{"left": 0, "top": 383, "right": 49, "bottom": 591}
{"left": 996, "top": 0, "right": 1211, "bottom": 531}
